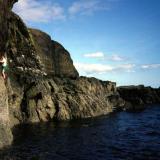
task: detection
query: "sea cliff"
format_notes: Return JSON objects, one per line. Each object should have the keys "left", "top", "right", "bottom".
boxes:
{"left": 0, "top": 0, "right": 159, "bottom": 149}
{"left": 0, "top": 0, "right": 124, "bottom": 148}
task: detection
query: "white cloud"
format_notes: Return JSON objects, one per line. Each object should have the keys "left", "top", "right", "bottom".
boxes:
{"left": 116, "top": 64, "right": 135, "bottom": 72}
{"left": 68, "top": 0, "right": 109, "bottom": 16}
{"left": 84, "top": 52, "right": 104, "bottom": 58}
{"left": 13, "top": 0, "right": 65, "bottom": 23}
{"left": 74, "top": 62, "right": 135, "bottom": 75}
{"left": 141, "top": 64, "right": 160, "bottom": 69}
{"left": 74, "top": 63, "right": 113, "bottom": 74}
{"left": 118, "top": 64, "right": 135, "bottom": 70}
{"left": 13, "top": 0, "right": 117, "bottom": 23}
{"left": 83, "top": 51, "right": 125, "bottom": 61}
{"left": 110, "top": 54, "right": 124, "bottom": 61}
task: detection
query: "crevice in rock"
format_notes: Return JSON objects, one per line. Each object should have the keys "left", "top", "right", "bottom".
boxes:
{"left": 48, "top": 81, "right": 54, "bottom": 93}
{"left": 34, "top": 92, "right": 42, "bottom": 104}
{"left": 35, "top": 107, "right": 41, "bottom": 122}
{"left": 20, "top": 92, "right": 29, "bottom": 120}
{"left": 19, "top": 81, "right": 37, "bottom": 121}
{"left": 52, "top": 95, "right": 59, "bottom": 118}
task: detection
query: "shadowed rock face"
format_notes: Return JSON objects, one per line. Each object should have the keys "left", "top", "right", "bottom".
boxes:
{"left": 118, "top": 85, "right": 160, "bottom": 111}
{"left": 0, "top": 0, "right": 18, "bottom": 53}
{"left": 29, "top": 28, "right": 79, "bottom": 78}
{"left": 5, "top": 13, "right": 42, "bottom": 75}
{"left": 0, "top": 0, "right": 14, "bottom": 149}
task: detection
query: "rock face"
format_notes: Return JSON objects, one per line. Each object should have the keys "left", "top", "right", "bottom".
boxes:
{"left": 0, "top": 0, "right": 14, "bottom": 149}
{"left": 118, "top": 85, "right": 160, "bottom": 111}
{"left": 9, "top": 76, "right": 124, "bottom": 125}
{"left": 0, "top": 77, "right": 13, "bottom": 149}
{"left": 29, "top": 29, "right": 79, "bottom": 78}
{"left": 0, "top": 0, "right": 17, "bottom": 52}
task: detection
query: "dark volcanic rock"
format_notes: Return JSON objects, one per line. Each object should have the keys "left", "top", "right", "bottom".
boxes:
{"left": 118, "top": 85, "right": 160, "bottom": 111}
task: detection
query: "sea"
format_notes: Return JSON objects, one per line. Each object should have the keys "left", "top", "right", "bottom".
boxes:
{"left": 0, "top": 105, "right": 160, "bottom": 160}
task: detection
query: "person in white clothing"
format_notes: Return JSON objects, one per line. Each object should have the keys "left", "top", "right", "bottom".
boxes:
{"left": 0, "top": 55, "right": 7, "bottom": 79}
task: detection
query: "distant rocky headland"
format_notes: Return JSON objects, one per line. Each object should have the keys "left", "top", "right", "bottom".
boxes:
{"left": 0, "top": 0, "right": 159, "bottom": 149}
{"left": 118, "top": 85, "right": 160, "bottom": 111}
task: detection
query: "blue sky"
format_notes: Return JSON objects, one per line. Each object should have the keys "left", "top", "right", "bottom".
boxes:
{"left": 13, "top": 0, "right": 160, "bottom": 87}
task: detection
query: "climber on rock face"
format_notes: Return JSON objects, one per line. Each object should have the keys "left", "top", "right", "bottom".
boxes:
{"left": 0, "top": 54, "right": 7, "bottom": 80}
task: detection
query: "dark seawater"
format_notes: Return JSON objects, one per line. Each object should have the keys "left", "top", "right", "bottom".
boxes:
{"left": 0, "top": 105, "right": 160, "bottom": 160}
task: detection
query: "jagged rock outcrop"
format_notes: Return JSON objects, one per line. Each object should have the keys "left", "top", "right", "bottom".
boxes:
{"left": 118, "top": 85, "right": 160, "bottom": 111}
{"left": 9, "top": 76, "right": 124, "bottom": 125}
